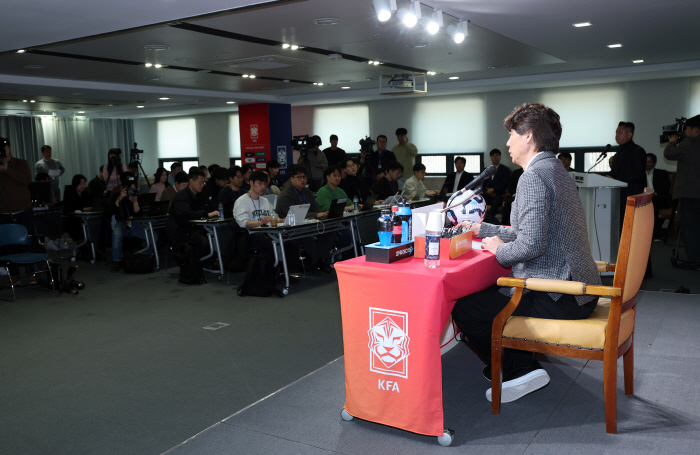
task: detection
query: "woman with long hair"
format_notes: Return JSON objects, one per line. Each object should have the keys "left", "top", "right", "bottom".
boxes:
{"left": 149, "top": 167, "right": 170, "bottom": 201}
{"left": 102, "top": 148, "right": 127, "bottom": 191}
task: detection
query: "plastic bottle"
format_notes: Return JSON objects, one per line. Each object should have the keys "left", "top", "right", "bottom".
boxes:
{"left": 397, "top": 201, "right": 412, "bottom": 242}
{"left": 288, "top": 207, "right": 296, "bottom": 226}
{"left": 391, "top": 206, "right": 402, "bottom": 243}
{"left": 218, "top": 202, "right": 224, "bottom": 220}
{"left": 424, "top": 210, "right": 442, "bottom": 268}
{"left": 353, "top": 195, "right": 359, "bottom": 213}
{"left": 377, "top": 209, "right": 392, "bottom": 246}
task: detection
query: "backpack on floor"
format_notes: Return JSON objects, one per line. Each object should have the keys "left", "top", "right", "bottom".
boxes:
{"left": 122, "top": 253, "right": 156, "bottom": 274}
{"left": 237, "top": 253, "right": 282, "bottom": 298}
{"left": 174, "top": 244, "right": 206, "bottom": 285}
{"left": 224, "top": 234, "right": 252, "bottom": 273}
{"left": 34, "top": 260, "right": 63, "bottom": 292}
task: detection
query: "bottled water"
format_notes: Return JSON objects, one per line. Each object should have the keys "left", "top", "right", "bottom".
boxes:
{"left": 391, "top": 206, "right": 402, "bottom": 243}
{"left": 353, "top": 195, "right": 359, "bottom": 213}
{"left": 424, "top": 229, "right": 441, "bottom": 268}
{"left": 218, "top": 203, "right": 224, "bottom": 220}
{"left": 377, "top": 209, "right": 392, "bottom": 246}
{"left": 288, "top": 207, "right": 296, "bottom": 226}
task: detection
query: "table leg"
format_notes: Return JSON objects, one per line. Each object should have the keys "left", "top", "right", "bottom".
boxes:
{"left": 276, "top": 231, "right": 290, "bottom": 294}
{"left": 149, "top": 223, "right": 160, "bottom": 271}
{"left": 349, "top": 219, "right": 359, "bottom": 257}
{"left": 72, "top": 219, "right": 89, "bottom": 259}
{"left": 211, "top": 225, "right": 224, "bottom": 281}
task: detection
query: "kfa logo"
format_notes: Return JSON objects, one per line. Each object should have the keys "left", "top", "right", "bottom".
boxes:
{"left": 277, "top": 145, "right": 287, "bottom": 169}
{"left": 250, "top": 124, "right": 259, "bottom": 140}
{"left": 368, "top": 308, "right": 410, "bottom": 378}
{"left": 245, "top": 152, "right": 255, "bottom": 157}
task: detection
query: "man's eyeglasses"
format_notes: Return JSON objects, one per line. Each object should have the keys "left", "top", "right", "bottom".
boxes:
{"left": 293, "top": 175, "right": 307, "bottom": 180}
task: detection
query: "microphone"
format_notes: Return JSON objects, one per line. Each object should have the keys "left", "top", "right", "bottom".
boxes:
{"left": 454, "top": 165, "right": 497, "bottom": 196}
{"left": 586, "top": 144, "right": 611, "bottom": 172}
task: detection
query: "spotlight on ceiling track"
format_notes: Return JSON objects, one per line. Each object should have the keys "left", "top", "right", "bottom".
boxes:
{"left": 372, "top": 0, "right": 397, "bottom": 22}
{"left": 446, "top": 21, "right": 467, "bottom": 44}
{"left": 16, "top": 49, "right": 26, "bottom": 53}
{"left": 282, "top": 43, "right": 290, "bottom": 49}
{"left": 420, "top": 9, "right": 443, "bottom": 35}
{"left": 144, "top": 63, "right": 153, "bottom": 67}
{"left": 397, "top": 1, "right": 421, "bottom": 28}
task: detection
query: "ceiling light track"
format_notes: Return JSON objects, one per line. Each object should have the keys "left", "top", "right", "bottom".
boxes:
{"left": 169, "top": 22, "right": 429, "bottom": 74}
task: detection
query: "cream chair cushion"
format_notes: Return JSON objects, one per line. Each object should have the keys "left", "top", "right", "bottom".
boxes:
{"left": 502, "top": 298, "right": 635, "bottom": 349}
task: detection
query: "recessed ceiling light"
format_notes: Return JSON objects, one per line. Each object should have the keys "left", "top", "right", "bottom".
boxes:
{"left": 406, "top": 43, "right": 429, "bottom": 48}
{"left": 242, "top": 74, "right": 249, "bottom": 78}
{"left": 16, "top": 49, "right": 26, "bottom": 53}
{"left": 23, "top": 65, "right": 44, "bottom": 69}
{"left": 22, "top": 100, "right": 27, "bottom": 102}
{"left": 313, "top": 18, "right": 342, "bottom": 26}
{"left": 317, "top": 82, "right": 324, "bottom": 86}
{"left": 144, "top": 44, "right": 169, "bottom": 50}
{"left": 30, "top": 100, "right": 36, "bottom": 103}
{"left": 573, "top": 22, "right": 592, "bottom": 27}
{"left": 373, "top": 61, "right": 380, "bottom": 65}
{"left": 159, "top": 97, "right": 170, "bottom": 100}
{"left": 249, "top": 75, "right": 256, "bottom": 79}
{"left": 632, "top": 59, "right": 644, "bottom": 63}
{"left": 226, "top": 101, "right": 236, "bottom": 104}
{"left": 145, "top": 63, "right": 153, "bottom": 67}
{"left": 283, "top": 79, "right": 290, "bottom": 82}
{"left": 449, "top": 76, "right": 459, "bottom": 80}
{"left": 427, "top": 71, "right": 436, "bottom": 75}
{"left": 136, "top": 105, "right": 145, "bottom": 108}
{"left": 290, "top": 45, "right": 299, "bottom": 50}
{"left": 154, "top": 64, "right": 163, "bottom": 68}
{"left": 282, "top": 44, "right": 291, "bottom": 49}
{"left": 608, "top": 44, "right": 623, "bottom": 48}
{"left": 341, "top": 86, "right": 351, "bottom": 89}
{"left": 313, "top": 82, "right": 318, "bottom": 85}
{"left": 77, "top": 111, "right": 85, "bottom": 114}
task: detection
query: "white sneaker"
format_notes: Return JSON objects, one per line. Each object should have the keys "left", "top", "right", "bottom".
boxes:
{"left": 46, "top": 240, "right": 60, "bottom": 251}
{"left": 486, "top": 369, "right": 550, "bottom": 403}
{"left": 60, "top": 241, "right": 70, "bottom": 250}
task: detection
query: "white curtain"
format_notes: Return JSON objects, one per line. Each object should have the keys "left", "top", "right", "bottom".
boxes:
{"left": 0, "top": 115, "right": 44, "bottom": 162}
{"left": 41, "top": 117, "right": 134, "bottom": 188}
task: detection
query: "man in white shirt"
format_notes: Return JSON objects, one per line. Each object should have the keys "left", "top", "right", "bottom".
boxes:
{"left": 34, "top": 145, "right": 65, "bottom": 204}
{"left": 403, "top": 163, "right": 438, "bottom": 200}
{"left": 442, "top": 156, "right": 473, "bottom": 195}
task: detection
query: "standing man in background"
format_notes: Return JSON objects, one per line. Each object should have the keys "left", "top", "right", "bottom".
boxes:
{"left": 298, "top": 135, "right": 327, "bottom": 191}
{"left": 482, "top": 149, "right": 511, "bottom": 220}
{"left": 34, "top": 145, "right": 65, "bottom": 204}
{"left": 364, "top": 135, "right": 396, "bottom": 188}
{"left": 645, "top": 153, "right": 672, "bottom": 240}
{"left": 607, "top": 121, "right": 646, "bottom": 229}
{"left": 664, "top": 115, "right": 700, "bottom": 265}
{"left": 391, "top": 128, "right": 417, "bottom": 179}
{"left": 322, "top": 135, "right": 346, "bottom": 167}
{"left": 0, "top": 137, "right": 33, "bottom": 232}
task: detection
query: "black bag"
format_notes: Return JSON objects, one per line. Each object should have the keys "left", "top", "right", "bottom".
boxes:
{"left": 237, "top": 253, "right": 283, "bottom": 298}
{"left": 122, "top": 252, "right": 156, "bottom": 274}
{"left": 174, "top": 244, "right": 206, "bottom": 285}
{"left": 224, "top": 234, "right": 252, "bottom": 272}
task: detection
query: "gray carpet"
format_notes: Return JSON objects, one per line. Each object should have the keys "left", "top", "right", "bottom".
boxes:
{"left": 167, "top": 291, "right": 700, "bottom": 455}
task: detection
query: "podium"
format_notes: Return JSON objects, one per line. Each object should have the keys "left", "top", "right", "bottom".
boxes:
{"left": 570, "top": 172, "right": 627, "bottom": 264}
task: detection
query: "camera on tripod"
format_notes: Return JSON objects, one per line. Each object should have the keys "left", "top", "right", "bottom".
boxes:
{"left": 660, "top": 118, "right": 687, "bottom": 144}
{"left": 359, "top": 136, "right": 375, "bottom": 154}
{"left": 130, "top": 142, "right": 144, "bottom": 163}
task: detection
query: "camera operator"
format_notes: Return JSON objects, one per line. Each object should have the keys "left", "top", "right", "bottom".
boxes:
{"left": 0, "top": 137, "right": 34, "bottom": 233}
{"left": 110, "top": 172, "right": 152, "bottom": 273}
{"left": 102, "top": 148, "right": 127, "bottom": 192}
{"left": 298, "top": 135, "right": 327, "bottom": 191}
{"left": 664, "top": 115, "right": 700, "bottom": 265}
{"left": 364, "top": 135, "right": 397, "bottom": 189}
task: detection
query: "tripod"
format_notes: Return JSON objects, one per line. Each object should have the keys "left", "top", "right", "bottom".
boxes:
{"left": 129, "top": 143, "right": 150, "bottom": 189}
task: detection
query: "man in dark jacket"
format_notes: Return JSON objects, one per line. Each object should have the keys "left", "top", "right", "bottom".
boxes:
{"left": 442, "top": 156, "right": 474, "bottom": 194}
{"left": 482, "top": 149, "right": 511, "bottom": 218}
{"left": 645, "top": 153, "right": 672, "bottom": 239}
{"left": 110, "top": 172, "right": 150, "bottom": 272}
{"left": 607, "top": 121, "right": 646, "bottom": 229}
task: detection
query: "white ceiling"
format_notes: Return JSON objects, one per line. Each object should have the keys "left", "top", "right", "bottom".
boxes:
{"left": 2, "top": 0, "right": 700, "bottom": 118}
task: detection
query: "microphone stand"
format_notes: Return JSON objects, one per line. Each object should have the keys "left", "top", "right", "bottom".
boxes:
{"left": 441, "top": 185, "right": 483, "bottom": 213}
{"left": 586, "top": 154, "right": 607, "bottom": 173}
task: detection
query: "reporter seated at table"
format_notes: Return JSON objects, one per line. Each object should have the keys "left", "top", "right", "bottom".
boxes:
{"left": 149, "top": 167, "right": 170, "bottom": 201}
{"left": 339, "top": 157, "right": 370, "bottom": 205}
{"left": 441, "top": 156, "right": 474, "bottom": 195}
{"left": 403, "top": 163, "right": 438, "bottom": 201}
{"left": 316, "top": 166, "right": 355, "bottom": 211}
{"left": 165, "top": 167, "right": 218, "bottom": 261}
{"left": 88, "top": 166, "right": 108, "bottom": 198}
{"left": 216, "top": 166, "right": 245, "bottom": 207}
{"left": 208, "top": 167, "right": 231, "bottom": 205}
{"left": 451, "top": 103, "right": 601, "bottom": 404}
{"left": 63, "top": 174, "right": 93, "bottom": 243}
{"left": 374, "top": 161, "right": 403, "bottom": 201}
{"left": 161, "top": 171, "right": 189, "bottom": 209}
{"left": 275, "top": 164, "right": 335, "bottom": 273}
{"left": 110, "top": 172, "right": 155, "bottom": 272}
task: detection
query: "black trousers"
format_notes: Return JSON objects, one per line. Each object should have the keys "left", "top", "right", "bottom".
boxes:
{"left": 679, "top": 198, "right": 700, "bottom": 262}
{"left": 451, "top": 285, "right": 597, "bottom": 374}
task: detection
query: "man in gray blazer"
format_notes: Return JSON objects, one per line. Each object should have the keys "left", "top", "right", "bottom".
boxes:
{"left": 452, "top": 103, "right": 601, "bottom": 404}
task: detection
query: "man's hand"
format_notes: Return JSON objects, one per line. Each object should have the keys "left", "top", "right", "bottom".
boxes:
{"left": 459, "top": 221, "right": 481, "bottom": 236}
{"left": 481, "top": 236, "right": 503, "bottom": 254}
{"left": 208, "top": 211, "right": 219, "bottom": 218}
{"left": 375, "top": 200, "right": 384, "bottom": 205}
{"left": 317, "top": 211, "right": 329, "bottom": 218}
{"left": 426, "top": 190, "right": 439, "bottom": 196}
{"left": 261, "top": 216, "right": 272, "bottom": 225}
{"left": 669, "top": 134, "right": 679, "bottom": 143}
{"left": 486, "top": 188, "right": 495, "bottom": 197}
{"left": 405, "top": 195, "right": 414, "bottom": 200}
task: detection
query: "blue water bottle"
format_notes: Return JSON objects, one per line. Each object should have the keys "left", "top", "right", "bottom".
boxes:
{"left": 377, "top": 209, "right": 392, "bottom": 246}
{"left": 398, "top": 201, "right": 412, "bottom": 242}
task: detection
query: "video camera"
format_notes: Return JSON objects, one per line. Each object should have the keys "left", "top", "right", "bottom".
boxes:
{"left": 660, "top": 118, "right": 687, "bottom": 144}
{"left": 0, "top": 137, "right": 9, "bottom": 159}
{"left": 130, "top": 142, "right": 144, "bottom": 163}
{"left": 359, "top": 136, "right": 375, "bottom": 154}
{"left": 292, "top": 135, "right": 321, "bottom": 155}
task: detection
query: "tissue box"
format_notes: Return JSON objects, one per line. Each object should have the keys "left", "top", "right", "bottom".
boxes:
{"left": 414, "top": 231, "right": 472, "bottom": 260}
{"left": 365, "top": 241, "right": 415, "bottom": 263}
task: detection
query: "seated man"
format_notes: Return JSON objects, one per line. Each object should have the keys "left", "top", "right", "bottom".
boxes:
{"left": 63, "top": 174, "right": 93, "bottom": 243}
{"left": 339, "top": 157, "right": 370, "bottom": 204}
{"left": 209, "top": 167, "right": 230, "bottom": 205}
{"left": 316, "top": 166, "right": 355, "bottom": 211}
{"left": 216, "top": 166, "right": 245, "bottom": 208}
{"left": 161, "top": 171, "right": 189, "bottom": 209}
{"left": 442, "top": 156, "right": 473, "bottom": 194}
{"left": 266, "top": 160, "right": 283, "bottom": 189}
{"left": 451, "top": 103, "right": 601, "bottom": 404}
{"left": 403, "top": 163, "right": 438, "bottom": 200}
{"left": 240, "top": 164, "right": 253, "bottom": 192}
{"left": 233, "top": 171, "right": 284, "bottom": 279}
{"left": 110, "top": 172, "right": 153, "bottom": 272}
{"left": 276, "top": 164, "right": 335, "bottom": 272}
{"left": 482, "top": 148, "right": 511, "bottom": 219}
{"left": 87, "top": 166, "right": 108, "bottom": 198}
{"left": 165, "top": 168, "right": 218, "bottom": 261}
{"left": 373, "top": 161, "right": 402, "bottom": 201}
{"left": 558, "top": 152, "right": 574, "bottom": 171}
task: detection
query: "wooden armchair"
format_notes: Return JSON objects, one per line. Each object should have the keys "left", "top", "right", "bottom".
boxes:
{"left": 490, "top": 188, "right": 654, "bottom": 434}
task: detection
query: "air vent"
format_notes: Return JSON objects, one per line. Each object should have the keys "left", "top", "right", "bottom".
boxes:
{"left": 313, "top": 18, "right": 342, "bottom": 25}
{"left": 215, "top": 55, "right": 315, "bottom": 70}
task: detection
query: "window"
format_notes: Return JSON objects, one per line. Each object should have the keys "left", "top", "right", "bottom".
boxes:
{"left": 312, "top": 104, "right": 370, "bottom": 152}
{"left": 412, "top": 95, "right": 485, "bottom": 154}
{"left": 229, "top": 158, "right": 242, "bottom": 167}
{"left": 229, "top": 113, "right": 241, "bottom": 158}
{"left": 421, "top": 155, "right": 446, "bottom": 174}
{"left": 159, "top": 159, "right": 200, "bottom": 174}
{"left": 418, "top": 153, "right": 483, "bottom": 176}
{"left": 539, "top": 84, "right": 624, "bottom": 147}
{"left": 453, "top": 154, "right": 482, "bottom": 174}
{"left": 157, "top": 118, "right": 197, "bottom": 158}
{"left": 584, "top": 151, "right": 616, "bottom": 173}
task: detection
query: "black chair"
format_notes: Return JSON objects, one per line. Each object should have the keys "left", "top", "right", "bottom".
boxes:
{"left": 0, "top": 224, "right": 55, "bottom": 301}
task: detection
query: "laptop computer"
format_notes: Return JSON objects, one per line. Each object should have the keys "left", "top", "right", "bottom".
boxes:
{"left": 284, "top": 203, "right": 311, "bottom": 226}
{"left": 326, "top": 198, "right": 348, "bottom": 219}
{"left": 147, "top": 200, "right": 169, "bottom": 217}
{"left": 360, "top": 194, "right": 379, "bottom": 211}
{"left": 139, "top": 192, "right": 157, "bottom": 209}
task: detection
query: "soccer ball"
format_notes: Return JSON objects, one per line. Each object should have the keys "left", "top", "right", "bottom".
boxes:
{"left": 445, "top": 193, "right": 487, "bottom": 226}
